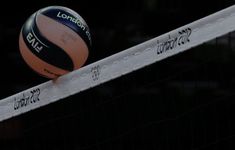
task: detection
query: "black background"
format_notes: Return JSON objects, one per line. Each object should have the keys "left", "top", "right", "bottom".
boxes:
{"left": 0, "top": 0, "right": 235, "bottom": 150}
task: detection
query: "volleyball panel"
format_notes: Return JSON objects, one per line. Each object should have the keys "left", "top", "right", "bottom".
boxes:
{"left": 36, "top": 13, "right": 89, "bottom": 70}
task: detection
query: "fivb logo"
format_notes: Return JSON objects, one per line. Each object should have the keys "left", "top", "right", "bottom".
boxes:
{"left": 26, "top": 32, "right": 44, "bottom": 53}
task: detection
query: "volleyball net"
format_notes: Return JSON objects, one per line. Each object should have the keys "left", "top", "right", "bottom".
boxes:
{"left": 1, "top": 5, "right": 235, "bottom": 122}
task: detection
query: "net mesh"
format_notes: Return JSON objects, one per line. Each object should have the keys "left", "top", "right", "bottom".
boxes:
{"left": 1, "top": 32, "right": 235, "bottom": 150}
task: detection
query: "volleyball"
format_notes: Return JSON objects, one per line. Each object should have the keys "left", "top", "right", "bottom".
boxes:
{"left": 19, "top": 6, "right": 92, "bottom": 79}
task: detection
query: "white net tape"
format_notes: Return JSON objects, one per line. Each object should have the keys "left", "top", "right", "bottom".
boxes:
{"left": 1, "top": 5, "right": 235, "bottom": 122}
